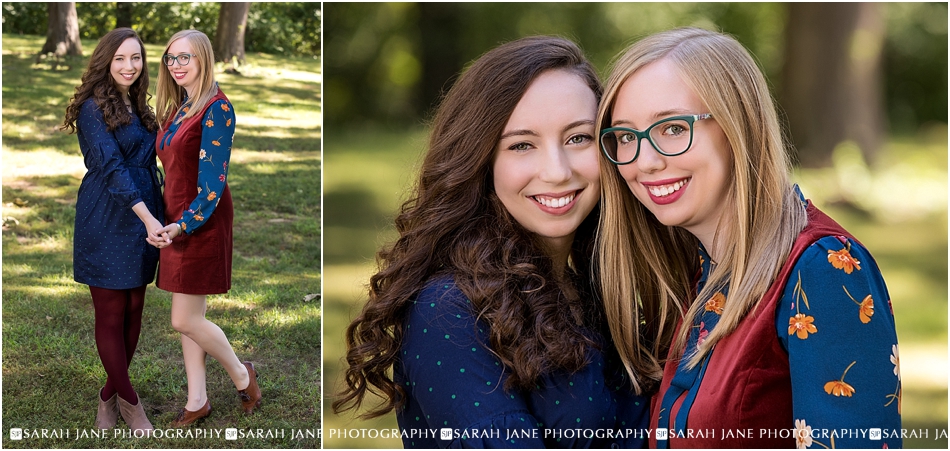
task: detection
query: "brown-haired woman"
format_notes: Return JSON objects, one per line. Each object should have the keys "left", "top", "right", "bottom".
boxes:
{"left": 151, "top": 29, "right": 261, "bottom": 426}
{"left": 63, "top": 27, "right": 161, "bottom": 434}
{"left": 334, "top": 36, "right": 649, "bottom": 448}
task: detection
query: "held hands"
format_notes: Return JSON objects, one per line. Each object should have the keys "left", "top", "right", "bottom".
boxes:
{"left": 147, "top": 222, "right": 182, "bottom": 249}
{"left": 144, "top": 216, "right": 170, "bottom": 249}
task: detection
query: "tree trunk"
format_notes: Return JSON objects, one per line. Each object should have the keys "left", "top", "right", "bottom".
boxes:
{"left": 39, "top": 2, "right": 82, "bottom": 57}
{"left": 418, "top": 3, "right": 463, "bottom": 118}
{"left": 116, "top": 2, "right": 133, "bottom": 29}
{"left": 213, "top": 2, "right": 250, "bottom": 65}
{"left": 781, "top": 3, "right": 886, "bottom": 168}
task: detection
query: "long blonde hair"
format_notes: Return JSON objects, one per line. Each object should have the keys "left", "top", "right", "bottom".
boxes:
{"left": 596, "top": 27, "right": 808, "bottom": 378}
{"left": 156, "top": 30, "right": 218, "bottom": 127}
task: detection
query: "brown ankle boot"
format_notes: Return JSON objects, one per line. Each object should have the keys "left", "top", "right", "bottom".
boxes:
{"left": 117, "top": 395, "right": 154, "bottom": 435}
{"left": 237, "top": 361, "right": 262, "bottom": 414}
{"left": 95, "top": 390, "right": 119, "bottom": 429}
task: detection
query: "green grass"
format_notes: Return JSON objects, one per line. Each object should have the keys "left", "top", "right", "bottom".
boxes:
{"left": 323, "top": 125, "right": 949, "bottom": 448}
{"left": 2, "top": 34, "right": 321, "bottom": 448}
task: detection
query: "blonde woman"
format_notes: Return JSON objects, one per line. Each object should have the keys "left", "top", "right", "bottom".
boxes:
{"left": 596, "top": 28, "right": 901, "bottom": 448}
{"left": 152, "top": 29, "right": 261, "bottom": 427}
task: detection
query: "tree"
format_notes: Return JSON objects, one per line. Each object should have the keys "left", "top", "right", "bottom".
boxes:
{"left": 781, "top": 3, "right": 886, "bottom": 168}
{"left": 214, "top": 2, "right": 250, "bottom": 66}
{"left": 39, "top": 2, "right": 82, "bottom": 58}
{"left": 418, "top": 3, "right": 464, "bottom": 118}
{"left": 115, "top": 2, "right": 133, "bottom": 29}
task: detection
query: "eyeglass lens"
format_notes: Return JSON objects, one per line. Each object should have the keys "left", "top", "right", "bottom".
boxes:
{"left": 602, "top": 118, "right": 694, "bottom": 163}
{"left": 163, "top": 54, "right": 191, "bottom": 66}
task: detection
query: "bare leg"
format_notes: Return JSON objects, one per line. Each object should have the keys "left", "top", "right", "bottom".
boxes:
{"left": 181, "top": 333, "right": 208, "bottom": 411}
{"left": 170, "top": 293, "right": 250, "bottom": 410}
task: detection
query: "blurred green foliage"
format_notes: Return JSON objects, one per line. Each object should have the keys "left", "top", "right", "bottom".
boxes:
{"left": 1, "top": 2, "right": 320, "bottom": 57}
{"left": 324, "top": 3, "right": 946, "bottom": 133}
{"left": 884, "top": 3, "right": 949, "bottom": 132}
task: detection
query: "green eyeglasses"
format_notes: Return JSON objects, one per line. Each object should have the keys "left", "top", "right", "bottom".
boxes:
{"left": 162, "top": 53, "right": 194, "bottom": 67}
{"left": 600, "top": 114, "right": 713, "bottom": 165}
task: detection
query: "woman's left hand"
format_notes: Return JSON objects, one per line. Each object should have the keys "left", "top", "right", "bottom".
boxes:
{"left": 146, "top": 222, "right": 183, "bottom": 249}
{"left": 144, "top": 216, "right": 171, "bottom": 248}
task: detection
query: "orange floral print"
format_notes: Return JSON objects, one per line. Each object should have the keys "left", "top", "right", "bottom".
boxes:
{"left": 195, "top": 213, "right": 205, "bottom": 222}
{"left": 859, "top": 295, "right": 874, "bottom": 324}
{"left": 221, "top": 104, "right": 230, "bottom": 112}
{"left": 828, "top": 245, "right": 861, "bottom": 274}
{"left": 705, "top": 292, "right": 725, "bottom": 315}
{"left": 212, "top": 137, "right": 222, "bottom": 146}
{"left": 226, "top": 118, "right": 232, "bottom": 127}
{"left": 205, "top": 119, "right": 214, "bottom": 128}
{"left": 788, "top": 313, "right": 817, "bottom": 339}
{"left": 207, "top": 191, "right": 217, "bottom": 201}
{"left": 824, "top": 380, "right": 855, "bottom": 397}
{"left": 183, "top": 106, "right": 190, "bottom": 113}
{"left": 824, "top": 361, "right": 857, "bottom": 397}
{"left": 843, "top": 286, "right": 874, "bottom": 324}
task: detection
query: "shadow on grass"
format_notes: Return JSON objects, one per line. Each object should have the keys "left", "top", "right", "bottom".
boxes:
{"left": 238, "top": 127, "right": 322, "bottom": 153}
{"left": 227, "top": 83, "right": 319, "bottom": 104}
{"left": 3, "top": 160, "right": 321, "bottom": 448}
{"left": 2, "top": 269, "right": 322, "bottom": 448}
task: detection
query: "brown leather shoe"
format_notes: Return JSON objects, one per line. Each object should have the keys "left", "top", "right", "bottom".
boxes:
{"left": 95, "top": 390, "right": 119, "bottom": 429}
{"left": 237, "top": 361, "right": 262, "bottom": 414}
{"left": 170, "top": 399, "right": 211, "bottom": 428}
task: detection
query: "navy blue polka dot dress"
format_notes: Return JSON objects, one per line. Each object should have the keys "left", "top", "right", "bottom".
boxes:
{"left": 395, "top": 277, "right": 650, "bottom": 448}
{"left": 73, "top": 98, "right": 163, "bottom": 289}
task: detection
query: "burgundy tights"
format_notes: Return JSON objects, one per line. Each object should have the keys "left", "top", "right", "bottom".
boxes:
{"left": 89, "top": 285, "right": 146, "bottom": 405}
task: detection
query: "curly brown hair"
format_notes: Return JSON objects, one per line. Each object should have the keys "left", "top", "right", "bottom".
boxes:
{"left": 61, "top": 28, "right": 157, "bottom": 134}
{"left": 333, "top": 36, "right": 607, "bottom": 419}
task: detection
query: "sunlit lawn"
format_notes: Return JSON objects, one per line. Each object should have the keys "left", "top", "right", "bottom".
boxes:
{"left": 323, "top": 125, "right": 948, "bottom": 449}
{"left": 1, "top": 34, "right": 321, "bottom": 448}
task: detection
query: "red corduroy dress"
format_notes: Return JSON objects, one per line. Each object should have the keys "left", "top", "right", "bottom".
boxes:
{"left": 156, "top": 89, "right": 233, "bottom": 295}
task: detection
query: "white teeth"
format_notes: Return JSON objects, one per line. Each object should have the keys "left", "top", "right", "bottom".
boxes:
{"left": 534, "top": 193, "right": 575, "bottom": 208}
{"left": 648, "top": 179, "right": 688, "bottom": 197}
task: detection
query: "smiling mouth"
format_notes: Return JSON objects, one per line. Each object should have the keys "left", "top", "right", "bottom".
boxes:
{"left": 532, "top": 191, "right": 577, "bottom": 208}
{"left": 173, "top": 72, "right": 187, "bottom": 79}
{"left": 120, "top": 73, "right": 135, "bottom": 80}
{"left": 647, "top": 178, "right": 690, "bottom": 197}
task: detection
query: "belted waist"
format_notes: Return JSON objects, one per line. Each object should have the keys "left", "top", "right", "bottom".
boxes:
{"left": 131, "top": 164, "right": 165, "bottom": 188}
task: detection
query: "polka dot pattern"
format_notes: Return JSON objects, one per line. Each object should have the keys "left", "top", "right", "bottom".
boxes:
{"left": 74, "top": 98, "right": 161, "bottom": 289}
{"left": 393, "top": 277, "right": 650, "bottom": 448}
